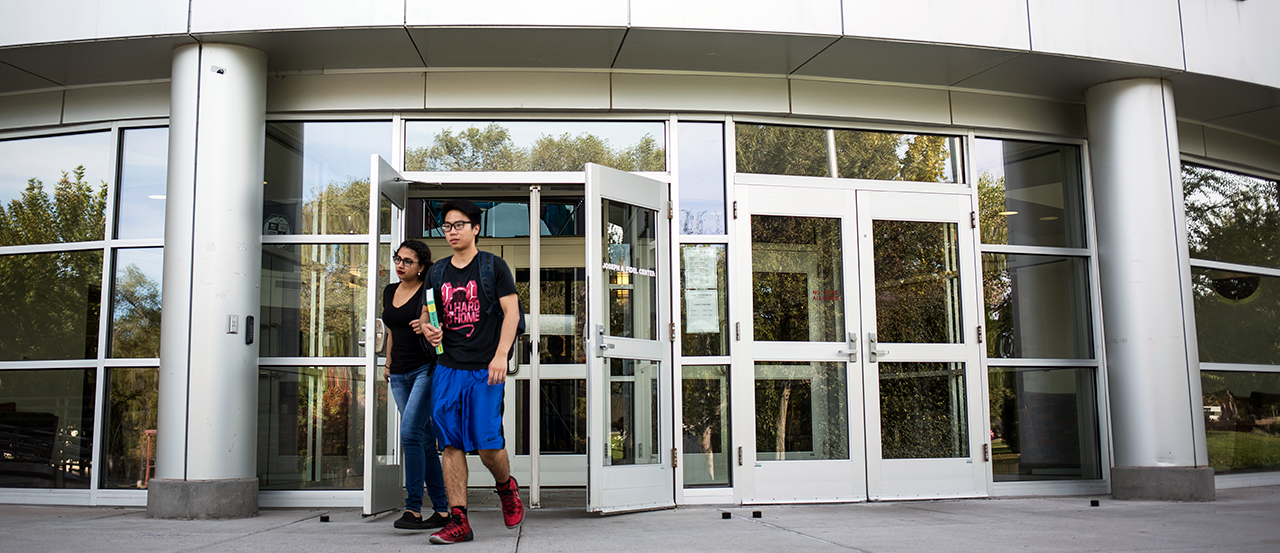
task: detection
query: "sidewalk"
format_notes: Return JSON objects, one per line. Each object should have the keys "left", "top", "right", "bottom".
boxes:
{"left": 2, "top": 486, "right": 1277, "bottom": 553}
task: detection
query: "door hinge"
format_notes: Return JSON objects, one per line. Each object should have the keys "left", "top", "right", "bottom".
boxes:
{"left": 735, "top": 322, "right": 741, "bottom": 341}
{"left": 738, "top": 446, "right": 743, "bottom": 466}
{"left": 732, "top": 200, "right": 738, "bottom": 219}
{"left": 970, "top": 211, "right": 977, "bottom": 229}
{"left": 977, "top": 325, "right": 984, "bottom": 343}
{"left": 668, "top": 201, "right": 674, "bottom": 219}
{"left": 671, "top": 448, "right": 678, "bottom": 468}
{"left": 670, "top": 322, "right": 676, "bottom": 342}
{"left": 983, "top": 443, "right": 990, "bottom": 462}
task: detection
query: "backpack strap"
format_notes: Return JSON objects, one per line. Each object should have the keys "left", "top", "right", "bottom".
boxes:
{"left": 479, "top": 251, "right": 498, "bottom": 315}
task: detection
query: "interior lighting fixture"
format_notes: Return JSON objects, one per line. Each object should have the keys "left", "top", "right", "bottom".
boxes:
{"left": 1039, "top": 216, "right": 1059, "bottom": 221}
{"left": 148, "top": 194, "right": 166, "bottom": 200}
{"left": 998, "top": 211, "right": 1018, "bottom": 216}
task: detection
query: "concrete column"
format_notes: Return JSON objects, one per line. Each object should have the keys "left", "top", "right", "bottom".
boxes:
{"left": 1086, "top": 78, "right": 1213, "bottom": 502}
{"left": 150, "top": 43, "right": 267, "bottom": 519}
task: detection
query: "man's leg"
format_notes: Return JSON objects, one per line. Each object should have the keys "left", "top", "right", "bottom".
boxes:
{"left": 441, "top": 446, "right": 469, "bottom": 508}
{"left": 477, "top": 448, "right": 509, "bottom": 483}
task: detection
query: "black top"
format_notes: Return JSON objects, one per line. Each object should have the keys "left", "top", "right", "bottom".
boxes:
{"left": 382, "top": 281, "right": 433, "bottom": 374}
{"left": 433, "top": 254, "right": 518, "bottom": 370}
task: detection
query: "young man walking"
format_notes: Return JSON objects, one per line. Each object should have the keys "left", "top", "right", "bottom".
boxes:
{"left": 420, "top": 200, "right": 524, "bottom": 545}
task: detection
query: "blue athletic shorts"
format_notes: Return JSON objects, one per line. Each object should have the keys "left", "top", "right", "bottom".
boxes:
{"left": 432, "top": 364, "right": 505, "bottom": 452}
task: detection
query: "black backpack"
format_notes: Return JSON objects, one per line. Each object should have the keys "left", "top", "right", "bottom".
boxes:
{"left": 424, "top": 251, "right": 526, "bottom": 360}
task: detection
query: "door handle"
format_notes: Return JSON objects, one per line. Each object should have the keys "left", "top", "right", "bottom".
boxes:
{"left": 836, "top": 332, "right": 858, "bottom": 362}
{"left": 868, "top": 332, "right": 889, "bottom": 362}
{"left": 595, "top": 324, "right": 615, "bottom": 357}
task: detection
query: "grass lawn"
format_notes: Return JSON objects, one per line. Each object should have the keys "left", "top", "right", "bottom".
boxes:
{"left": 1207, "top": 430, "right": 1280, "bottom": 472}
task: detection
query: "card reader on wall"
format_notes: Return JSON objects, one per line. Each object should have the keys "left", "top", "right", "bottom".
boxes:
{"left": 245, "top": 315, "right": 255, "bottom": 345}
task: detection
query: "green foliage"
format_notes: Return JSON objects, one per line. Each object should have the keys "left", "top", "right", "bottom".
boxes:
{"left": 1207, "top": 430, "right": 1280, "bottom": 473}
{"left": 0, "top": 249, "right": 102, "bottom": 361}
{"left": 0, "top": 166, "right": 107, "bottom": 246}
{"left": 302, "top": 177, "right": 370, "bottom": 235}
{"left": 404, "top": 123, "right": 665, "bottom": 172}
{"left": 738, "top": 124, "right": 954, "bottom": 183}
{"left": 1183, "top": 165, "right": 1279, "bottom": 267}
{"left": 736, "top": 124, "right": 829, "bottom": 177}
{"left": 103, "top": 368, "right": 159, "bottom": 488}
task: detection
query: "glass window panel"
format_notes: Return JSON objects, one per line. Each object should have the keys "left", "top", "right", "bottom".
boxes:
{"left": 873, "top": 220, "right": 962, "bottom": 344}
{"left": 516, "top": 379, "right": 586, "bottom": 455}
{"left": 101, "top": 367, "right": 159, "bottom": 489}
{"left": 414, "top": 198, "right": 584, "bottom": 239}
{"left": 880, "top": 362, "right": 968, "bottom": 459}
{"left": 1193, "top": 267, "right": 1280, "bottom": 365}
{"left": 988, "top": 366, "right": 1101, "bottom": 480}
{"left": 1201, "top": 370, "right": 1280, "bottom": 474}
{"left": 982, "top": 253, "right": 1093, "bottom": 359}
{"left": 263, "top": 122, "right": 391, "bottom": 236}
{"left": 1183, "top": 164, "right": 1280, "bottom": 269}
{"left": 678, "top": 122, "right": 726, "bottom": 235}
{"left": 256, "top": 366, "right": 365, "bottom": 489}
{"left": 735, "top": 124, "right": 829, "bottom": 177}
{"left": 602, "top": 199, "right": 658, "bottom": 340}
{"left": 752, "top": 216, "right": 844, "bottom": 342}
{"left": 260, "top": 244, "right": 368, "bottom": 358}
{"left": 683, "top": 365, "right": 731, "bottom": 487}
{"left": 606, "top": 359, "right": 660, "bottom": 466}
{"left": 0, "top": 251, "right": 102, "bottom": 361}
{"left": 405, "top": 121, "right": 665, "bottom": 172}
{"left": 973, "top": 138, "right": 1085, "bottom": 248}
{"left": 0, "top": 368, "right": 95, "bottom": 488}
{"left": 110, "top": 248, "right": 164, "bottom": 358}
{"left": 755, "top": 361, "right": 848, "bottom": 460}
{"left": 834, "top": 130, "right": 961, "bottom": 183}
{"left": 0, "top": 132, "right": 111, "bottom": 246}
{"left": 515, "top": 268, "right": 586, "bottom": 365}
{"left": 681, "top": 245, "right": 728, "bottom": 356}
{"left": 114, "top": 127, "right": 169, "bottom": 239}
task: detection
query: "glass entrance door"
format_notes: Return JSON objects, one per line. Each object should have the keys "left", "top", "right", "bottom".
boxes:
{"left": 584, "top": 163, "right": 675, "bottom": 514}
{"left": 734, "top": 184, "right": 864, "bottom": 502}
{"left": 363, "top": 155, "right": 405, "bottom": 514}
{"left": 856, "top": 190, "right": 986, "bottom": 500}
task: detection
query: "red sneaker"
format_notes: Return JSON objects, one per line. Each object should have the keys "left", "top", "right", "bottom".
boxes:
{"left": 495, "top": 477, "right": 524, "bottom": 529}
{"left": 429, "top": 507, "right": 473, "bottom": 544}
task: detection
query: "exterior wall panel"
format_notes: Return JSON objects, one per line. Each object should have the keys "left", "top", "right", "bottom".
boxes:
{"left": 1182, "top": 0, "right": 1280, "bottom": 90}
{"left": 951, "top": 91, "right": 1086, "bottom": 137}
{"left": 408, "top": 0, "right": 628, "bottom": 27}
{"left": 189, "top": 0, "right": 403, "bottom": 33}
{"left": 1201, "top": 127, "right": 1280, "bottom": 176}
{"left": 266, "top": 73, "right": 426, "bottom": 112}
{"left": 63, "top": 83, "right": 169, "bottom": 124}
{"left": 611, "top": 73, "right": 789, "bottom": 114}
{"left": 0, "top": 0, "right": 188, "bottom": 47}
{"left": 424, "top": 72, "right": 611, "bottom": 110}
{"left": 630, "top": 0, "right": 843, "bottom": 36}
{"left": 0, "top": 92, "right": 64, "bottom": 130}
{"left": 1028, "top": 0, "right": 1184, "bottom": 70}
{"left": 790, "top": 80, "right": 951, "bottom": 125}
{"left": 842, "top": 0, "right": 1031, "bottom": 51}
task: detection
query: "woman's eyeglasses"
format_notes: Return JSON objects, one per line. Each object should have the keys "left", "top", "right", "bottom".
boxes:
{"left": 392, "top": 256, "right": 417, "bottom": 266}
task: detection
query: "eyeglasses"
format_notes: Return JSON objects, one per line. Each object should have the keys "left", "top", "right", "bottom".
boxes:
{"left": 440, "top": 221, "right": 474, "bottom": 232}
{"left": 392, "top": 255, "right": 418, "bottom": 266}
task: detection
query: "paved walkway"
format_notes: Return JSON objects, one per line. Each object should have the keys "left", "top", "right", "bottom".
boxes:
{"left": 3, "top": 486, "right": 1279, "bottom": 552}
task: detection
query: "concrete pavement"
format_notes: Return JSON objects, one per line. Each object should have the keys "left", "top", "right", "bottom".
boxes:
{"left": 2, "top": 486, "right": 1278, "bottom": 552}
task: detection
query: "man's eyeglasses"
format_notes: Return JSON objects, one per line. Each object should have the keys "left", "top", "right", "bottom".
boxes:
{"left": 392, "top": 256, "right": 418, "bottom": 266}
{"left": 440, "top": 221, "right": 475, "bottom": 232}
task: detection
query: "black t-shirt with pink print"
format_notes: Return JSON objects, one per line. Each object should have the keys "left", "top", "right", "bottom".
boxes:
{"left": 432, "top": 254, "right": 518, "bottom": 370}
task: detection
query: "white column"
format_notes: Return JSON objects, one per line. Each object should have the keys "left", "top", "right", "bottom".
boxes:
{"left": 151, "top": 43, "right": 267, "bottom": 518}
{"left": 1086, "top": 78, "right": 1212, "bottom": 501}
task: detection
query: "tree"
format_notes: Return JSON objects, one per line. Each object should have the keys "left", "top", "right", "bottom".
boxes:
{"left": 111, "top": 264, "right": 162, "bottom": 358}
{"left": 404, "top": 123, "right": 664, "bottom": 173}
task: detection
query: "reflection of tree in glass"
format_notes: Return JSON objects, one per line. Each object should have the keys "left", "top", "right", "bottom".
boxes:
{"left": 112, "top": 264, "right": 161, "bottom": 358}
{"left": 736, "top": 124, "right": 828, "bottom": 177}
{"left": 873, "top": 221, "right": 961, "bottom": 344}
{"left": 1183, "top": 164, "right": 1279, "bottom": 268}
{"left": 303, "top": 177, "right": 370, "bottom": 235}
{"left": 0, "top": 167, "right": 105, "bottom": 360}
{"left": 0, "top": 166, "right": 107, "bottom": 246}
{"left": 104, "top": 368, "right": 158, "bottom": 488}
{"left": 405, "top": 123, "right": 665, "bottom": 172}
{"left": 880, "top": 363, "right": 968, "bottom": 459}
{"left": 737, "top": 124, "right": 954, "bottom": 182}
{"left": 299, "top": 248, "right": 366, "bottom": 357}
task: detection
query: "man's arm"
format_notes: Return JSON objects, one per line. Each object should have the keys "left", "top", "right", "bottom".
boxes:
{"left": 487, "top": 293, "right": 520, "bottom": 385}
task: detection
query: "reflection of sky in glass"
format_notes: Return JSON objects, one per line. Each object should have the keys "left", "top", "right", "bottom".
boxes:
{"left": 113, "top": 247, "right": 164, "bottom": 316}
{"left": 0, "top": 132, "right": 111, "bottom": 206}
{"left": 971, "top": 138, "right": 1006, "bottom": 182}
{"left": 677, "top": 122, "right": 725, "bottom": 235}
{"left": 406, "top": 121, "right": 665, "bottom": 157}
{"left": 116, "top": 128, "right": 169, "bottom": 239}
{"left": 300, "top": 122, "right": 391, "bottom": 193}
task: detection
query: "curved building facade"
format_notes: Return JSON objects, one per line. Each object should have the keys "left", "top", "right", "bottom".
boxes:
{"left": 1, "top": 1, "right": 1278, "bottom": 516}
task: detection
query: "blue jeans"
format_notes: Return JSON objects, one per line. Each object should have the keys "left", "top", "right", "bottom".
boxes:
{"left": 389, "top": 363, "right": 449, "bottom": 514}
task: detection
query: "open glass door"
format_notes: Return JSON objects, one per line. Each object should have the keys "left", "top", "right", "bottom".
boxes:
{"left": 364, "top": 155, "right": 406, "bottom": 514}
{"left": 856, "top": 190, "right": 987, "bottom": 500}
{"left": 584, "top": 163, "right": 674, "bottom": 514}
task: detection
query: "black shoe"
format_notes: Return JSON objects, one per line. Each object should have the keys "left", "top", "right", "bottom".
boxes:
{"left": 394, "top": 511, "right": 449, "bottom": 530}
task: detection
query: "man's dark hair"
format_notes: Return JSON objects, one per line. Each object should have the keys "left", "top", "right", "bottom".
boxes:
{"left": 441, "top": 199, "right": 482, "bottom": 226}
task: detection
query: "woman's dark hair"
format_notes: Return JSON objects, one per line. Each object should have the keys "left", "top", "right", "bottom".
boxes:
{"left": 397, "top": 240, "right": 433, "bottom": 278}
